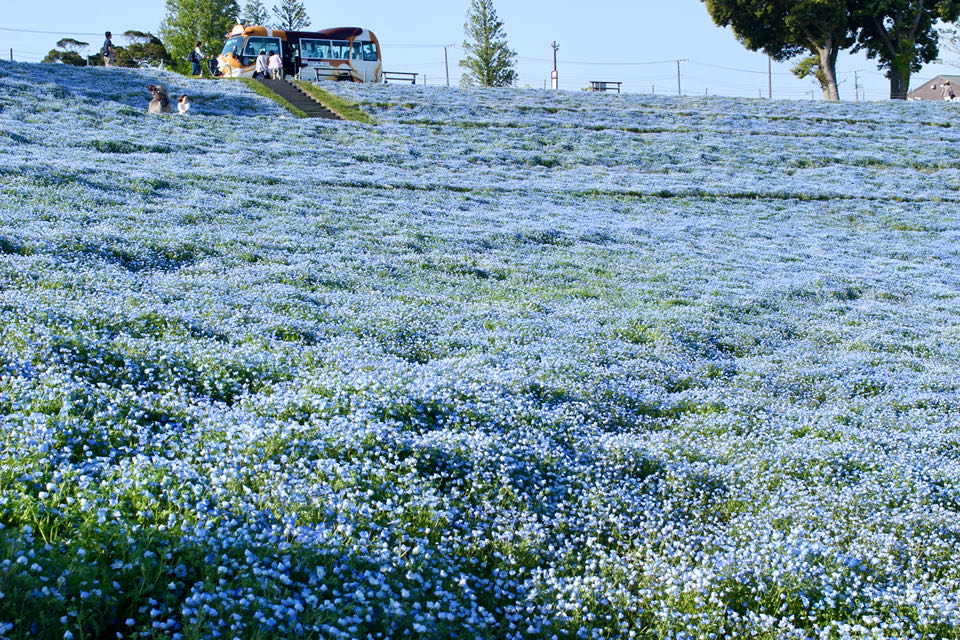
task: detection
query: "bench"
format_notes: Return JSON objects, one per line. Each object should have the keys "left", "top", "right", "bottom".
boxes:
{"left": 589, "top": 81, "right": 622, "bottom": 93}
{"left": 382, "top": 71, "right": 418, "bottom": 84}
{"left": 312, "top": 67, "right": 353, "bottom": 82}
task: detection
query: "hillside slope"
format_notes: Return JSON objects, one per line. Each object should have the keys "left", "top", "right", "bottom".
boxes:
{"left": 1, "top": 62, "right": 960, "bottom": 639}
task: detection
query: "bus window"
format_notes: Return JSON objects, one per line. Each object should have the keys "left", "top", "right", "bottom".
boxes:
{"left": 221, "top": 36, "right": 244, "bottom": 56}
{"left": 352, "top": 41, "right": 363, "bottom": 60}
{"left": 300, "top": 38, "right": 331, "bottom": 59}
{"left": 331, "top": 40, "right": 350, "bottom": 59}
{"left": 243, "top": 36, "right": 281, "bottom": 56}
{"left": 361, "top": 41, "right": 378, "bottom": 61}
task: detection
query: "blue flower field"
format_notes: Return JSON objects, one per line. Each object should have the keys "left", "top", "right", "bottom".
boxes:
{"left": 1, "top": 61, "right": 959, "bottom": 639}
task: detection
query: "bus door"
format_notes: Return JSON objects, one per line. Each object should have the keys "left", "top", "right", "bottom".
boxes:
{"left": 240, "top": 35, "right": 282, "bottom": 67}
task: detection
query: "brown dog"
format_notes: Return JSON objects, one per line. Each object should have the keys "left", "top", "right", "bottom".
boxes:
{"left": 147, "top": 84, "right": 171, "bottom": 114}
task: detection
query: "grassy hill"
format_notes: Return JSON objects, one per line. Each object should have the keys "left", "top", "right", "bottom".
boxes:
{"left": 1, "top": 61, "right": 960, "bottom": 639}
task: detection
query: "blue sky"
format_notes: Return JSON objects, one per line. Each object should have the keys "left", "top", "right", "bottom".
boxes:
{"left": 2, "top": 0, "right": 959, "bottom": 100}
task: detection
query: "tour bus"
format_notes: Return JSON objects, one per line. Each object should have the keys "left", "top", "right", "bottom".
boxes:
{"left": 215, "top": 24, "right": 382, "bottom": 82}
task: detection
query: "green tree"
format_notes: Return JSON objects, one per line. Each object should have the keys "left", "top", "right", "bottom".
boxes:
{"left": 702, "top": 0, "right": 855, "bottom": 101}
{"left": 42, "top": 38, "right": 88, "bottom": 66}
{"left": 116, "top": 31, "right": 174, "bottom": 68}
{"left": 272, "top": 0, "right": 310, "bottom": 30}
{"left": 160, "top": 0, "right": 240, "bottom": 73}
{"left": 241, "top": 0, "right": 270, "bottom": 26}
{"left": 850, "top": 0, "right": 960, "bottom": 99}
{"left": 459, "top": 0, "right": 517, "bottom": 87}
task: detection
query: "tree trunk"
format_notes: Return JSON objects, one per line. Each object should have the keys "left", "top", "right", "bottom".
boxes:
{"left": 888, "top": 60, "right": 911, "bottom": 100}
{"left": 816, "top": 41, "right": 840, "bottom": 102}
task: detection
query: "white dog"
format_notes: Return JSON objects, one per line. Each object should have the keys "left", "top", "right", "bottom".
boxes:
{"left": 147, "top": 84, "right": 171, "bottom": 114}
{"left": 177, "top": 94, "right": 190, "bottom": 115}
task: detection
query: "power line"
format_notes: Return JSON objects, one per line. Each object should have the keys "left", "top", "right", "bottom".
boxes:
{"left": 518, "top": 55, "right": 688, "bottom": 67}
{"left": 385, "top": 43, "right": 458, "bottom": 49}
{"left": 690, "top": 59, "right": 796, "bottom": 77}
{"left": 0, "top": 27, "right": 105, "bottom": 36}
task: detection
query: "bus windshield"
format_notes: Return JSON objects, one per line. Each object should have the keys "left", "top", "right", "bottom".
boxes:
{"left": 221, "top": 36, "right": 244, "bottom": 56}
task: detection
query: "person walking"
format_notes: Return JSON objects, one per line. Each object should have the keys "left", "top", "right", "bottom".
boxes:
{"left": 189, "top": 41, "right": 204, "bottom": 76}
{"left": 268, "top": 50, "right": 283, "bottom": 80}
{"left": 102, "top": 31, "right": 115, "bottom": 67}
{"left": 254, "top": 49, "right": 268, "bottom": 79}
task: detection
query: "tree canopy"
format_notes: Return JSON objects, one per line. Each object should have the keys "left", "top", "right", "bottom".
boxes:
{"left": 160, "top": 0, "right": 240, "bottom": 72}
{"left": 118, "top": 31, "right": 175, "bottom": 69}
{"left": 271, "top": 0, "right": 310, "bottom": 31}
{"left": 241, "top": 0, "right": 270, "bottom": 26}
{"left": 459, "top": 0, "right": 517, "bottom": 88}
{"left": 42, "top": 38, "right": 89, "bottom": 66}
{"left": 702, "top": 0, "right": 855, "bottom": 101}
{"left": 851, "top": 0, "right": 960, "bottom": 98}
{"left": 703, "top": 0, "right": 960, "bottom": 100}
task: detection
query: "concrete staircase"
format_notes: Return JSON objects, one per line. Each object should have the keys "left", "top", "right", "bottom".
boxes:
{"left": 256, "top": 78, "right": 340, "bottom": 119}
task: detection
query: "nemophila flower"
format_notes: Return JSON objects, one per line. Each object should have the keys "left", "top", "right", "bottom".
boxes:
{"left": 2, "top": 61, "right": 960, "bottom": 639}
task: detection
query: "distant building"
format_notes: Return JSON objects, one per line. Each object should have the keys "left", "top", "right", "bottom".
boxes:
{"left": 907, "top": 75, "right": 960, "bottom": 101}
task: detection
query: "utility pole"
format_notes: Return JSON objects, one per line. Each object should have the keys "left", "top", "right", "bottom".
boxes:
{"left": 676, "top": 59, "right": 687, "bottom": 95}
{"left": 443, "top": 44, "right": 453, "bottom": 87}
{"left": 550, "top": 41, "right": 559, "bottom": 90}
{"left": 854, "top": 71, "right": 860, "bottom": 101}
{"left": 767, "top": 56, "right": 772, "bottom": 99}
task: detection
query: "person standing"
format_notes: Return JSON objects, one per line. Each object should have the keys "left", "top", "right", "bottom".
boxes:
{"left": 189, "top": 41, "right": 204, "bottom": 76}
{"left": 268, "top": 50, "right": 283, "bottom": 80}
{"left": 942, "top": 79, "right": 956, "bottom": 101}
{"left": 102, "top": 31, "right": 115, "bottom": 67}
{"left": 254, "top": 49, "right": 268, "bottom": 79}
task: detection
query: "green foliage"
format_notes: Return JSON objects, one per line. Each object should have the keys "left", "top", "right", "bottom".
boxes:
{"left": 160, "top": 0, "right": 240, "bottom": 74}
{"left": 115, "top": 31, "right": 174, "bottom": 68}
{"left": 42, "top": 38, "right": 90, "bottom": 66}
{"left": 459, "top": 0, "right": 517, "bottom": 88}
{"left": 850, "top": 0, "right": 960, "bottom": 99}
{"left": 271, "top": 0, "right": 310, "bottom": 30}
{"left": 792, "top": 53, "right": 829, "bottom": 87}
{"left": 42, "top": 50, "right": 87, "bottom": 66}
{"left": 241, "top": 0, "right": 270, "bottom": 26}
{"left": 702, "top": 0, "right": 854, "bottom": 101}
{"left": 702, "top": 0, "right": 960, "bottom": 100}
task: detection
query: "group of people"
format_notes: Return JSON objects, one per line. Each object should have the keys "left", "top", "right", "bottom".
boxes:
{"left": 254, "top": 49, "right": 284, "bottom": 80}
{"left": 101, "top": 28, "right": 286, "bottom": 83}
{"left": 101, "top": 31, "right": 209, "bottom": 77}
